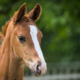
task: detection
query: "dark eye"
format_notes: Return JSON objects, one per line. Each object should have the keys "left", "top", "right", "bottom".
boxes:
{"left": 18, "top": 36, "right": 26, "bottom": 43}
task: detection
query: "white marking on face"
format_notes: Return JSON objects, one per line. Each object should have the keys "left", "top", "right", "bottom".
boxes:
{"left": 29, "top": 25, "right": 46, "bottom": 66}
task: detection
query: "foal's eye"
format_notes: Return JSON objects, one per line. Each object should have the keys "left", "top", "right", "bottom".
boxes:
{"left": 18, "top": 36, "right": 26, "bottom": 43}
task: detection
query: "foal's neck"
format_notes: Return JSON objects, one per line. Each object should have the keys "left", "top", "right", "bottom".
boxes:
{"left": 0, "top": 21, "right": 24, "bottom": 80}
{"left": 8, "top": 47, "right": 24, "bottom": 80}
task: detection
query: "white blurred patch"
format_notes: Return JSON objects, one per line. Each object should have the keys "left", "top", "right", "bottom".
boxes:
{"left": 29, "top": 25, "right": 46, "bottom": 65}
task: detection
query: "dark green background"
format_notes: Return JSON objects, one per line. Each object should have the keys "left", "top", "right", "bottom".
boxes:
{"left": 0, "top": 0, "right": 80, "bottom": 63}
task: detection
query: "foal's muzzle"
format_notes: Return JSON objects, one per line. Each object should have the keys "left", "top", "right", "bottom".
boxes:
{"left": 31, "top": 61, "right": 47, "bottom": 76}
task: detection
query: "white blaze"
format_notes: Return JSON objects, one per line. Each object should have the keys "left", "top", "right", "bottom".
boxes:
{"left": 29, "top": 25, "right": 46, "bottom": 66}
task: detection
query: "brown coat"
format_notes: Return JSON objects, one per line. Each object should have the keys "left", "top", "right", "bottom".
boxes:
{"left": 0, "top": 3, "right": 47, "bottom": 80}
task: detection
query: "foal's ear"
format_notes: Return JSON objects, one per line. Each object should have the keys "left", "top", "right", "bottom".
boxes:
{"left": 27, "top": 3, "right": 41, "bottom": 21}
{"left": 13, "top": 3, "right": 27, "bottom": 22}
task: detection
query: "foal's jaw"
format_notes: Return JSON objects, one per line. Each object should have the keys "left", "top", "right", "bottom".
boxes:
{"left": 24, "top": 57, "right": 47, "bottom": 77}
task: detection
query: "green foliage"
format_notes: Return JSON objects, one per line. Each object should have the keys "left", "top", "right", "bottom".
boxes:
{"left": 0, "top": 0, "right": 80, "bottom": 62}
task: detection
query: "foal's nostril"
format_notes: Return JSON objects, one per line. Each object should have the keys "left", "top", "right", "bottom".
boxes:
{"left": 36, "top": 61, "right": 41, "bottom": 75}
{"left": 36, "top": 64, "right": 41, "bottom": 75}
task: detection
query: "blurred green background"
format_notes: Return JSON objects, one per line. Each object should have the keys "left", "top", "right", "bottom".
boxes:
{"left": 0, "top": 0, "right": 80, "bottom": 63}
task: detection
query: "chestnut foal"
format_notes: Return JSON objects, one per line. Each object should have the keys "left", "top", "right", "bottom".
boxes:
{"left": 0, "top": 3, "right": 47, "bottom": 80}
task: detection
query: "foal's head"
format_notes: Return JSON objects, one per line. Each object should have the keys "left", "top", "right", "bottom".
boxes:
{"left": 10, "top": 3, "right": 47, "bottom": 76}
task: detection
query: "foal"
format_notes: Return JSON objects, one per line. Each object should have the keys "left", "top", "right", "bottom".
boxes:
{"left": 0, "top": 3, "right": 47, "bottom": 80}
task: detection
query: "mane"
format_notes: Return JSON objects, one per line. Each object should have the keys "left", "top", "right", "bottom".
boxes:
{"left": 0, "top": 19, "right": 11, "bottom": 42}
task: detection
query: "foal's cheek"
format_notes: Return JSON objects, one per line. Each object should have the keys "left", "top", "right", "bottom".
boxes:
{"left": 12, "top": 37, "right": 24, "bottom": 58}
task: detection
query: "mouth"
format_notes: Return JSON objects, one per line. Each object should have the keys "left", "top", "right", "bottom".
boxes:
{"left": 31, "top": 69, "right": 41, "bottom": 77}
